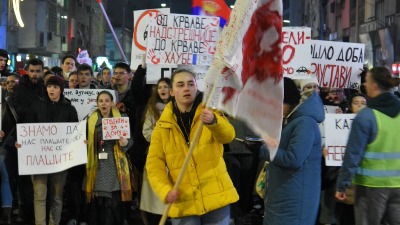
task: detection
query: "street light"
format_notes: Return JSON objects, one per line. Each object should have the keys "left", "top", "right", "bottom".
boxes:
{"left": 12, "top": 0, "right": 25, "bottom": 27}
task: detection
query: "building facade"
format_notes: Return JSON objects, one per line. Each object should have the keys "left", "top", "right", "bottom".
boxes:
{"left": 1, "top": 0, "right": 108, "bottom": 69}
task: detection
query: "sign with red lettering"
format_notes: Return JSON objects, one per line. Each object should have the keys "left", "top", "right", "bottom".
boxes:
{"left": 102, "top": 117, "right": 130, "bottom": 140}
{"left": 324, "top": 113, "right": 356, "bottom": 166}
{"left": 282, "top": 27, "right": 312, "bottom": 79}
{"left": 311, "top": 40, "right": 365, "bottom": 89}
{"left": 17, "top": 121, "right": 87, "bottom": 175}
{"left": 131, "top": 8, "right": 170, "bottom": 68}
{"left": 63, "top": 89, "right": 117, "bottom": 121}
{"left": 146, "top": 13, "right": 220, "bottom": 66}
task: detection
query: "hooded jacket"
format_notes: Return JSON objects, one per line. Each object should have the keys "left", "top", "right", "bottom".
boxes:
{"left": 27, "top": 91, "right": 78, "bottom": 124}
{"left": 146, "top": 101, "right": 238, "bottom": 218}
{"left": 264, "top": 92, "right": 325, "bottom": 225}
{"left": 337, "top": 92, "right": 400, "bottom": 192}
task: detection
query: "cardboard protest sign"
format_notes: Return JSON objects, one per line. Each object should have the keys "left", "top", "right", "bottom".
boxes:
{"left": 282, "top": 27, "right": 312, "bottom": 79}
{"left": 131, "top": 8, "right": 170, "bottom": 68}
{"left": 17, "top": 121, "right": 87, "bottom": 175}
{"left": 146, "top": 64, "right": 208, "bottom": 92}
{"left": 64, "top": 89, "right": 117, "bottom": 121}
{"left": 146, "top": 13, "right": 220, "bottom": 66}
{"left": 310, "top": 40, "right": 365, "bottom": 89}
{"left": 324, "top": 105, "right": 339, "bottom": 114}
{"left": 324, "top": 113, "right": 356, "bottom": 166}
{"left": 102, "top": 117, "right": 130, "bottom": 140}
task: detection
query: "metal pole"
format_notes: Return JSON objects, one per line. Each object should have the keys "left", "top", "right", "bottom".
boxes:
{"left": 355, "top": 0, "right": 359, "bottom": 42}
{"left": 89, "top": 0, "right": 92, "bottom": 54}
{"left": 96, "top": 0, "right": 129, "bottom": 64}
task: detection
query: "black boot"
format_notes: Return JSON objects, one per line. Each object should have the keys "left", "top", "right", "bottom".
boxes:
{"left": 0, "top": 207, "right": 11, "bottom": 224}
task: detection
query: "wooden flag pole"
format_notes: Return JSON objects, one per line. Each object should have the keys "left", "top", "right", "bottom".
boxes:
{"left": 158, "top": 121, "right": 204, "bottom": 225}
{"left": 158, "top": 84, "right": 218, "bottom": 225}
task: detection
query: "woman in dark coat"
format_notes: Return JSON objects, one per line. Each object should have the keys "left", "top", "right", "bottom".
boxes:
{"left": 262, "top": 77, "right": 324, "bottom": 225}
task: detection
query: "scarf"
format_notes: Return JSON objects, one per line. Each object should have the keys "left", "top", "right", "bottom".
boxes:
{"left": 85, "top": 107, "right": 132, "bottom": 202}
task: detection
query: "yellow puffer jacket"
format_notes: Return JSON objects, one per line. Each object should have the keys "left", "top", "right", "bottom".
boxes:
{"left": 146, "top": 102, "right": 239, "bottom": 218}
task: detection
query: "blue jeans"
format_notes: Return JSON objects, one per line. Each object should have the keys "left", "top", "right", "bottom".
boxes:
{"left": 171, "top": 205, "right": 230, "bottom": 225}
{"left": 0, "top": 155, "right": 12, "bottom": 207}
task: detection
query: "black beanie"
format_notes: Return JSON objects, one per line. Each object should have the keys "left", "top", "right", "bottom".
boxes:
{"left": 283, "top": 77, "right": 301, "bottom": 105}
{"left": 46, "top": 75, "right": 65, "bottom": 94}
{"left": 0, "top": 49, "right": 8, "bottom": 60}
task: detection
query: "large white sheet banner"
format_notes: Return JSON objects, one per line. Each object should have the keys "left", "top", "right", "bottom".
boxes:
{"left": 146, "top": 13, "right": 220, "bottom": 66}
{"left": 17, "top": 121, "right": 87, "bottom": 175}
{"left": 130, "top": 8, "right": 170, "bottom": 68}
{"left": 310, "top": 40, "right": 365, "bottom": 89}
{"left": 282, "top": 27, "right": 312, "bottom": 79}
{"left": 324, "top": 113, "right": 356, "bottom": 166}
{"left": 64, "top": 89, "right": 117, "bottom": 121}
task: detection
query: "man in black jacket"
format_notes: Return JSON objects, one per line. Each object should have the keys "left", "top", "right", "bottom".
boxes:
{"left": 11, "top": 58, "right": 46, "bottom": 224}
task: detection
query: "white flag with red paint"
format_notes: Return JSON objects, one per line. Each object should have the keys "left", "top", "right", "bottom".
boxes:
{"left": 204, "top": 0, "right": 283, "bottom": 160}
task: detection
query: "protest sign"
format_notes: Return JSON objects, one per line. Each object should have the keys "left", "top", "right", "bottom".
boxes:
{"left": 310, "top": 40, "right": 365, "bottom": 89}
{"left": 146, "top": 13, "right": 220, "bottom": 66}
{"left": 64, "top": 89, "right": 117, "bottom": 121}
{"left": 324, "top": 105, "right": 339, "bottom": 114}
{"left": 131, "top": 8, "right": 170, "bottom": 68}
{"left": 102, "top": 117, "right": 130, "bottom": 140}
{"left": 282, "top": 27, "right": 312, "bottom": 79}
{"left": 324, "top": 113, "right": 356, "bottom": 166}
{"left": 146, "top": 64, "right": 208, "bottom": 92}
{"left": 17, "top": 121, "right": 87, "bottom": 175}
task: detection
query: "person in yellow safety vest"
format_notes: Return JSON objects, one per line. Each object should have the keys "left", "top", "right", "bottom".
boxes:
{"left": 336, "top": 67, "right": 400, "bottom": 225}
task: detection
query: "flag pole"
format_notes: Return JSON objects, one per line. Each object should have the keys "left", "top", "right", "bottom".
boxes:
{"left": 158, "top": 85, "right": 218, "bottom": 225}
{"left": 96, "top": 0, "right": 129, "bottom": 64}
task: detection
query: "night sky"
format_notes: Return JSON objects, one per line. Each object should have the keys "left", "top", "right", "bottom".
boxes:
{"left": 106, "top": 0, "right": 236, "bottom": 30}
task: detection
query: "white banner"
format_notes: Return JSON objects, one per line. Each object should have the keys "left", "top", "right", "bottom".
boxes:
{"left": 102, "top": 117, "right": 130, "bottom": 140}
{"left": 64, "top": 89, "right": 117, "bottom": 121}
{"left": 310, "top": 40, "right": 365, "bottom": 89}
{"left": 324, "top": 113, "right": 356, "bottom": 166}
{"left": 146, "top": 64, "right": 208, "bottom": 92}
{"left": 17, "top": 121, "right": 87, "bottom": 175}
{"left": 282, "top": 27, "right": 312, "bottom": 79}
{"left": 146, "top": 13, "right": 220, "bottom": 66}
{"left": 324, "top": 105, "right": 339, "bottom": 114}
{"left": 131, "top": 8, "right": 171, "bottom": 68}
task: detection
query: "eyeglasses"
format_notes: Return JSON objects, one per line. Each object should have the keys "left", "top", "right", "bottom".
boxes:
{"left": 113, "top": 72, "right": 129, "bottom": 76}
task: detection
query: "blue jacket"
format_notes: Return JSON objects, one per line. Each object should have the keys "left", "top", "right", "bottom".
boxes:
{"left": 263, "top": 92, "right": 324, "bottom": 225}
{"left": 337, "top": 92, "right": 400, "bottom": 192}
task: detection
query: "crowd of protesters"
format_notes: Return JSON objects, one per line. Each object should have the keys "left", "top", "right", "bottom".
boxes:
{"left": 0, "top": 47, "right": 400, "bottom": 225}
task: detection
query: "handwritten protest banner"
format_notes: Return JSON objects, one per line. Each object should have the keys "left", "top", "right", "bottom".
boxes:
{"left": 17, "top": 121, "right": 87, "bottom": 175}
{"left": 310, "top": 40, "right": 365, "bottom": 89}
{"left": 282, "top": 27, "right": 312, "bottom": 79}
{"left": 325, "top": 113, "right": 356, "bottom": 166}
{"left": 102, "top": 117, "right": 130, "bottom": 140}
{"left": 146, "top": 13, "right": 220, "bottom": 66}
{"left": 64, "top": 89, "right": 117, "bottom": 121}
{"left": 146, "top": 64, "right": 208, "bottom": 91}
{"left": 324, "top": 105, "right": 339, "bottom": 114}
{"left": 130, "top": 8, "right": 170, "bottom": 68}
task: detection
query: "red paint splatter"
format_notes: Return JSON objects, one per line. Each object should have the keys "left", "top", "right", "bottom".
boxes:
{"left": 222, "top": 0, "right": 283, "bottom": 103}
